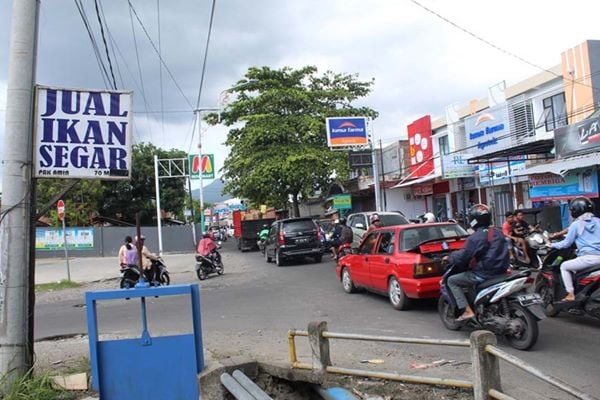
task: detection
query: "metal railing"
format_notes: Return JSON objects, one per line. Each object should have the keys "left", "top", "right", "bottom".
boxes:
{"left": 288, "top": 321, "right": 598, "bottom": 400}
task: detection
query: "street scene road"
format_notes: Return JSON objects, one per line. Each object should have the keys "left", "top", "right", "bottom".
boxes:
{"left": 35, "top": 241, "right": 600, "bottom": 399}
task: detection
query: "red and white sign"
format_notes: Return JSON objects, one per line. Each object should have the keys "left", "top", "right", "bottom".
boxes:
{"left": 57, "top": 200, "right": 65, "bottom": 221}
{"left": 407, "top": 115, "right": 434, "bottom": 178}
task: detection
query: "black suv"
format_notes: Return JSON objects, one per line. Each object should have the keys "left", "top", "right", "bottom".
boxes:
{"left": 264, "top": 218, "right": 323, "bottom": 266}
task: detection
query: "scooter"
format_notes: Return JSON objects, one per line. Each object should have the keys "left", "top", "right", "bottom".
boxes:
{"left": 509, "top": 230, "right": 549, "bottom": 271}
{"left": 119, "top": 257, "right": 170, "bottom": 288}
{"left": 336, "top": 243, "right": 352, "bottom": 261}
{"left": 534, "top": 245, "right": 600, "bottom": 319}
{"left": 438, "top": 261, "right": 545, "bottom": 350}
{"left": 195, "top": 243, "right": 224, "bottom": 280}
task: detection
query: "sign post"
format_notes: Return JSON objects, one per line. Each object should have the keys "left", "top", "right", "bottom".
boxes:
{"left": 57, "top": 200, "right": 71, "bottom": 281}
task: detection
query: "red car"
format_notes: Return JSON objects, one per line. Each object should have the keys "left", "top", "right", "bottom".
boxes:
{"left": 335, "top": 222, "right": 468, "bottom": 310}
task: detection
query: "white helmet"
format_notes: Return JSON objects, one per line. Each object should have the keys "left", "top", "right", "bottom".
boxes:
{"left": 423, "top": 212, "right": 435, "bottom": 223}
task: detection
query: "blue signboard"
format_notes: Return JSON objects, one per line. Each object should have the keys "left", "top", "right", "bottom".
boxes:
{"left": 326, "top": 117, "right": 369, "bottom": 147}
{"left": 476, "top": 157, "right": 526, "bottom": 185}
{"left": 529, "top": 167, "right": 598, "bottom": 202}
{"left": 465, "top": 105, "right": 511, "bottom": 157}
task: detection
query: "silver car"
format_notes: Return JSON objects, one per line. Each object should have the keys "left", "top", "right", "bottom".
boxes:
{"left": 346, "top": 211, "right": 410, "bottom": 246}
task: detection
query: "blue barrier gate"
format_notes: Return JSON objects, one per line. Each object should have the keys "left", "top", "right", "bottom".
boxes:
{"left": 86, "top": 284, "right": 204, "bottom": 400}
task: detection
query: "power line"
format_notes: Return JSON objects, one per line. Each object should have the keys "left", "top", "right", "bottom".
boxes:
{"left": 407, "top": 0, "right": 600, "bottom": 97}
{"left": 127, "top": 0, "right": 194, "bottom": 109}
{"left": 195, "top": 0, "right": 217, "bottom": 109}
{"left": 74, "top": 0, "right": 111, "bottom": 88}
{"left": 98, "top": 0, "right": 125, "bottom": 88}
{"left": 157, "top": 0, "right": 165, "bottom": 146}
{"left": 93, "top": 0, "right": 118, "bottom": 89}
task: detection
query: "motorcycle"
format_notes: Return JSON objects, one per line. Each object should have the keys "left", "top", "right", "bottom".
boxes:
{"left": 336, "top": 243, "right": 352, "bottom": 261}
{"left": 534, "top": 245, "right": 600, "bottom": 319}
{"left": 509, "top": 230, "right": 549, "bottom": 271}
{"left": 195, "top": 243, "right": 224, "bottom": 280}
{"left": 438, "top": 261, "right": 545, "bottom": 350}
{"left": 119, "top": 257, "right": 170, "bottom": 288}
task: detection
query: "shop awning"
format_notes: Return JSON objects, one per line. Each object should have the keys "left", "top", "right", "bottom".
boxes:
{"left": 512, "top": 152, "right": 599, "bottom": 176}
{"left": 392, "top": 173, "right": 438, "bottom": 188}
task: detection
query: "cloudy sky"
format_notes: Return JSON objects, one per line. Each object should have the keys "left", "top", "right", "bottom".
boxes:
{"left": 2, "top": 0, "right": 600, "bottom": 188}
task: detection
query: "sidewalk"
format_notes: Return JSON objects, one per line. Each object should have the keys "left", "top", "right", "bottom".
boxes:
{"left": 35, "top": 252, "right": 196, "bottom": 285}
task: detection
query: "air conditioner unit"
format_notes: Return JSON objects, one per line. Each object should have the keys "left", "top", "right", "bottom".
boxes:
{"left": 404, "top": 193, "right": 413, "bottom": 201}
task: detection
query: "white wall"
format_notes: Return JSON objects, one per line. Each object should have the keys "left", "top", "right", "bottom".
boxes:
{"left": 385, "top": 187, "right": 427, "bottom": 219}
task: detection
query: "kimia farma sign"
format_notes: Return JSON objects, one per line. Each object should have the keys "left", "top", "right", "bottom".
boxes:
{"left": 188, "top": 154, "right": 215, "bottom": 179}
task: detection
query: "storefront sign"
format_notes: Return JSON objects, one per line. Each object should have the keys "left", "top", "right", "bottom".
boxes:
{"left": 326, "top": 117, "right": 369, "bottom": 147}
{"left": 554, "top": 113, "right": 600, "bottom": 158}
{"left": 36, "top": 228, "right": 94, "bottom": 250}
{"left": 34, "top": 86, "right": 133, "bottom": 179}
{"left": 529, "top": 167, "right": 598, "bottom": 201}
{"left": 407, "top": 115, "right": 434, "bottom": 178}
{"left": 476, "top": 157, "right": 526, "bottom": 185}
{"left": 189, "top": 154, "right": 215, "bottom": 179}
{"left": 442, "top": 154, "right": 475, "bottom": 179}
{"left": 465, "top": 105, "right": 511, "bottom": 157}
{"left": 413, "top": 183, "right": 433, "bottom": 196}
{"left": 333, "top": 194, "right": 352, "bottom": 210}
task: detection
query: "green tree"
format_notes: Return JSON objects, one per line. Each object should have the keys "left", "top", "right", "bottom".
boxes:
{"left": 208, "top": 66, "right": 377, "bottom": 215}
{"left": 101, "top": 143, "right": 188, "bottom": 225}
{"left": 35, "top": 179, "right": 104, "bottom": 226}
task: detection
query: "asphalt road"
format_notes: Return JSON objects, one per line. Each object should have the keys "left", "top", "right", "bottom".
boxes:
{"left": 35, "top": 240, "right": 600, "bottom": 399}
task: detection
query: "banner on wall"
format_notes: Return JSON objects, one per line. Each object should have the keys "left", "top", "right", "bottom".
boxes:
{"left": 476, "top": 156, "right": 526, "bottom": 185}
{"left": 442, "top": 154, "right": 475, "bottom": 179}
{"left": 36, "top": 228, "right": 94, "bottom": 251}
{"left": 407, "top": 115, "right": 434, "bottom": 178}
{"left": 464, "top": 105, "right": 511, "bottom": 158}
{"left": 529, "top": 167, "right": 599, "bottom": 202}
{"left": 554, "top": 112, "right": 600, "bottom": 158}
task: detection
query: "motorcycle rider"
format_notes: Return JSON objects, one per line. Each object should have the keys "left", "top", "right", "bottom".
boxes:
{"left": 118, "top": 235, "right": 134, "bottom": 269}
{"left": 197, "top": 232, "right": 217, "bottom": 258}
{"left": 258, "top": 224, "right": 270, "bottom": 242}
{"left": 443, "top": 204, "right": 510, "bottom": 321}
{"left": 423, "top": 212, "right": 436, "bottom": 223}
{"left": 548, "top": 197, "right": 600, "bottom": 302}
{"left": 335, "top": 218, "right": 354, "bottom": 257}
{"left": 502, "top": 211, "right": 530, "bottom": 264}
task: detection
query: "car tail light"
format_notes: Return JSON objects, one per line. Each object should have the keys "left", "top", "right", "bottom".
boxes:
{"left": 413, "top": 261, "right": 442, "bottom": 278}
{"left": 316, "top": 229, "right": 321, "bottom": 241}
{"left": 278, "top": 231, "right": 285, "bottom": 245}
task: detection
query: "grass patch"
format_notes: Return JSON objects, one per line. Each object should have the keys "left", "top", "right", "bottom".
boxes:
{"left": 2, "top": 371, "right": 77, "bottom": 400}
{"left": 62, "top": 357, "right": 91, "bottom": 376}
{"left": 36, "top": 280, "right": 81, "bottom": 293}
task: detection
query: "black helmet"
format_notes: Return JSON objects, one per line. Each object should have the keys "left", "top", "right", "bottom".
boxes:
{"left": 569, "top": 197, "right": 594, "bottom": 218}
{"left": 468, "top": 204, "right": 491, "bottom": 230}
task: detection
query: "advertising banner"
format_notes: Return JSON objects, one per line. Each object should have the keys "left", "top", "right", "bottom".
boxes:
{"left": 442, "top": 154, "right": 475, "bottom": 179}
{"left": 333, "top": 194, "right": 352, "bottom": 210}
{"left": 189, "top": 154, "right": 215, "bottom": 179}
{"left": 326, "top": 117, "right": 369, "bottom": 147}
{"left": 529, "top": 167, "right": 599, "bottom": 201}
{"left": 35, "top": 228, "right": 94, "bottom": 251}
{"left": 413, "top": 183, "right": 433, "bottom": 196}
{"left": 407, "top": 115, "right": 434, "bottom": 178}
{"left": 34, "top": 86, "right": 133, "bottom": 179}
{"left": 554, "top": 113, "right": 600, "bottom": 158}
{"left": 476, "top": 157, "right": 526, "bottom": 185}
{"left": 465, "top": 105, "right": 511, "bottom": 157}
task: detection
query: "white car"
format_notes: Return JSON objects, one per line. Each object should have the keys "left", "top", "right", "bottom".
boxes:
{"left": 346, "top": 211, "right": 410, "bottom": 246}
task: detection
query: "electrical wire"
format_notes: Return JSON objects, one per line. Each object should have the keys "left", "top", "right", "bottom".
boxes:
{"left": 127, "top": 0, "right": 194, "bottom": 109}
{"left": 93, "top": 0, "right": 118, "bottom": 90}
{"left": 127, "top": 0, "right": 154, "bottom": 143}
{"left": 407, "top": 0, "right": 600, "bottom": 97}
{"left": 195, "top": 0, "right": 217, "bottom": 109}
{"left": 98, "top": 0, "right": 126, "bottom": 89}
{"left": 74, "top": 0, "right": 111, "bottom": 88}
{"left": 157, "top": 0, "right": 165, "bottom": 146}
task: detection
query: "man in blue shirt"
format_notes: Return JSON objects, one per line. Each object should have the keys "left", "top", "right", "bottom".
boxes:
{"left": 549, "top": 197, "right": 600, "bottom": 302}
{"left": 445, "top": 204, "right": 509, "bottom": 321}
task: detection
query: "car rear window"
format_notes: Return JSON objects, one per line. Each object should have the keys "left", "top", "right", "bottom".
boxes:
{"left": 400, "top": 224, "right": 468, "bottom": 250}
{"left": 379, "top": 214, "right": 409, "bottom": 227}
{"left": 283, "top": 220, "right": 316, "bottom": 233}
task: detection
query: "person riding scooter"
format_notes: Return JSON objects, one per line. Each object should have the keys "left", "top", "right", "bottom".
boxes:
{"left": 258, "top": 224, "right": 270, "bottom": 251}
{"left": 548, "top": 197, "right": 600, "bottom": 302}
{"left": 443, "top": 204, "right": 510, "bottom": 321}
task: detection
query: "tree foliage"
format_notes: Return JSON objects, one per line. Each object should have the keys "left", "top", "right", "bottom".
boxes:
{"left": 36, "top": 143, "right": 188, "bottom": 226}
{"left": 207, "top": 66, "right": 378, "bottom": 215}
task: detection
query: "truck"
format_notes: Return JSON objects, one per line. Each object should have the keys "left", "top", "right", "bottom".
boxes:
{"left": 232, "top": 210, "right": 276, "bottom": 251}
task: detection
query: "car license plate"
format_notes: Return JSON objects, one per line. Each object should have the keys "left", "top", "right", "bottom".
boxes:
{"left": 517, "top": 293, "right": 543, "bottom": 306}
{"left": 296, "top": 238, "right": 309, "bottom": 244}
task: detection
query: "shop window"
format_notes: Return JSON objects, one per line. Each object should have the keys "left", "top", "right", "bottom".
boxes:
{"left": 542, "top": 92, "right": 568, "bottom": 131}
{"left": 438, "top": 135, "right": 450, "bottom": 155}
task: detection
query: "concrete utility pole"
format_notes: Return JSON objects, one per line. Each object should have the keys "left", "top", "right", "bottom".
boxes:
{"left": 0, "top": 0, "right": 39, "bottom": 387}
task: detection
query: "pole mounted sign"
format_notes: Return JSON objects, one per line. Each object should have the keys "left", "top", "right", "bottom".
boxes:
{"left": 57, "top": 199, "right": 65, "bottom": 221}
{"left": 188, "top": 154, "right": 215, "bottom": 179}
{"left": 326, "top": 117, "right": 369, "bottom": 147}
{"left": 33, "top": 86, "right": 133, "bottom": 179}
